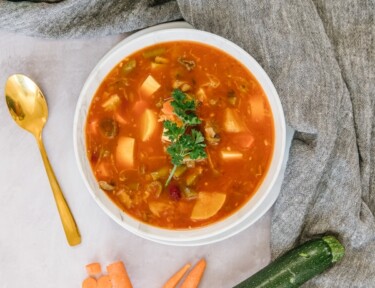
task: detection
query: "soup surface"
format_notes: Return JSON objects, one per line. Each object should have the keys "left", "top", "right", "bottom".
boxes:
{"left": 86, "top": 41, "right": 274, "bottom": 229}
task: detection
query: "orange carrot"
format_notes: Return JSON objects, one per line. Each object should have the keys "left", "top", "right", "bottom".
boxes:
{"left": 233, "top": 132, "right": 255, "bottom": 149}
{"left": 86, "top": 262, "right": 102, "bottom": 277}
{"left": 82, "top": 277, "right": 98, "bottom": 288}
{"left": 132, "top": 100, "right": 147, "bottom": 114}
{"left": 97, "top": 275, "right": 112, "bottom": 288}
{"left": 162, "top": 263, "right": 191, "bottom": 288}
{"left": 107, "top": 261, "right": 133, "bottom": 288}
{"left": 180, "top": 258, "right": 207, "bottom": 288}
{"left": 114, "top": 111, "right": 128, "bottom": 125}
{"left": 161, "top": 99, "right": 174, "bottom": 115}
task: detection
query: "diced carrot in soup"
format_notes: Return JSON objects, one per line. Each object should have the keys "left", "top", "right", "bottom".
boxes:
{"left": 87, "top": 120, "right": 99, "bottom": 137}
{"left": 114, "top": 111, "right": 128, "bottom": 125}
{"left": 132, "top": 100, "right": 148, "bottom": 114}
{"left": 85, "top": 41, "right": 274, "bottom": 229}
{"left": 161, "top": 99, "right": 174, "bottom": 115}
{"left": 232, "top": 132, "right": 255, "bottom": 149}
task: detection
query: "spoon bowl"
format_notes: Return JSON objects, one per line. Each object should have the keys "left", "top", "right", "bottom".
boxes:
{"left": 5, "top": 74, "right": 48, "bottom": 135}
{"left": 5, "top": 74, "right": 81, "bottom": 246}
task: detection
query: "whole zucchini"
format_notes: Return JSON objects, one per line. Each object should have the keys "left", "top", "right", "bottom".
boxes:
{"left": 234, "top": 235, "right": 345, "bottom": 288}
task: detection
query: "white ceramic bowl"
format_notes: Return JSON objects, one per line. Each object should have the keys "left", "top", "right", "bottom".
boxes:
{"left": 74, "top": 23, "right": 286, "bottom": 245}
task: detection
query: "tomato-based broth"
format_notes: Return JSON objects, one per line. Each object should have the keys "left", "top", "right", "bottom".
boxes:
{"left": 86, "top": 41, "right": 274, "bottom": 229}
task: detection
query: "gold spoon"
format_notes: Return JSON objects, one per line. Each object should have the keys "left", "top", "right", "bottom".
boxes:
{"left": 5, "top": 74, "right": 81, "bottom": 246}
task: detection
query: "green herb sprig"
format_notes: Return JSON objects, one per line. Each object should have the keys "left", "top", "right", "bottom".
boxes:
{"left": 163, "top": 89, "right": 207, "bottom": 186}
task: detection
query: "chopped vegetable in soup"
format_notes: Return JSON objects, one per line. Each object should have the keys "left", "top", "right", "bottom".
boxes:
{"left": 86, "top": 41, "right": 274, "bottom": 229}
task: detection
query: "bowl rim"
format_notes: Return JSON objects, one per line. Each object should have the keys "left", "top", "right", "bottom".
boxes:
{"left": 73, "top": 25, "right": 286, "bottom": 244}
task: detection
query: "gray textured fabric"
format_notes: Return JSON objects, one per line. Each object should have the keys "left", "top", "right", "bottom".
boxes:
{"left": 1, "top": 0, "right": 374, "bottom": 287}
{"left": 0, "top": 0, "right": 182, "bottom": 38}
{"left": 181, "top": 3, "right": 374, "bottom": 287}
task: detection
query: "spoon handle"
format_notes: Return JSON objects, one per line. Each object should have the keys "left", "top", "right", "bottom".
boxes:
{"left": 36, "top": 135, "right": 81, "bottom": 246}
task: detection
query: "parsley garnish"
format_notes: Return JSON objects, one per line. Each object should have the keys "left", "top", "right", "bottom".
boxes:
{"left": 163, "top": 89, "right": 207, "bottom": 186}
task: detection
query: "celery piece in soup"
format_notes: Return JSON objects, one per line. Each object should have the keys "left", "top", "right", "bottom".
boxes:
{"left": 122, "top": 59, "right": 136, "bottom": 74}
{"left": 143, "top": 47, "right": 166, "bottom": 59}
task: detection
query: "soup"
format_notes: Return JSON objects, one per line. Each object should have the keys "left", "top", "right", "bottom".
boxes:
{"left": 85, "top": 41, "right": 274, "bottom": 229}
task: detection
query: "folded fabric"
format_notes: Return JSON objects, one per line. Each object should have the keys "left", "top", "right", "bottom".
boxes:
{"left": 0, "top": 0, "right": 182, "bottom": 38}
{"left": 7, "top": 0, "right": 63, "bottom": 3}
{"left": 0, "top": 1, "right": 374, "bottom": 287}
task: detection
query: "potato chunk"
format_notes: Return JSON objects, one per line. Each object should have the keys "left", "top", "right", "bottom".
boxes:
{"left": 101, "top": 94, "right": 121, "bottom": 111}
{"left": 249, "top": 97, "right": 265, "bottom": 122}
{"left": 191, "top": 192, "right": 226, "bottom": 220}
{"left": 223, "top": 108, "right": 246, "bottom": 132}
{"left": 220, "top": 150, "right": 243, "bottom": 160}
{"left": 149, "top": 201, "right": 172, "bottom": 217}
{"left": 140, "top": 109, "right": 158, "bottom": 141}
{"left": 116, "top": 137, "right": 135, "bottom": 169}
{"left": 139, "top": 75, "right": 160, "bottom": 97}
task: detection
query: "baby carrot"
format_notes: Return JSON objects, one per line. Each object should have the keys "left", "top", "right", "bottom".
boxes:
{"left": 107, "top": 261, "right": 133, "bottom": 288}
{"left": 97, "top": 275, "right": 112, "bottom": 288}
{"left": 86, "top": 262, "right": 102, "bottom": 277}
{"left": 180, "top": 258, "right": 207, "bottom": 288}
{"left": 162, "top": 263, "right": 191, "bottom": 288}
{"left": 82, "top": 277, "right": 98, "bottom": 288}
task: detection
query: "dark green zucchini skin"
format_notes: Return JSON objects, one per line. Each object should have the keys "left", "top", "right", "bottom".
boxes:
{"left": 234, "top": 236, "right": 345, "bottom": 288}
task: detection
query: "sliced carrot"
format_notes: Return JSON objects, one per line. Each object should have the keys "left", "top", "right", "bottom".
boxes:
{"left": 107, "top": 261, "right": 133, "bottom": 288}
{"left": 161, "top": 99, "right": 174, "bottom": 115}
{"left": 114, "top": 111, "right": 128, "bottom": 125}
{"left": 180, "top": 258, "right": 207, "bottom": 288}
{"left": 87, "top": 120, "right": 99, "bottom": 136}
{"left": 162, "top": 263, "right": 191, "bottom": 288}
{"left": 132, "top": 100, "right": 148, "bottom": 115}
{"left": 233, "top": 132, "right": 254, "bottom": 149}
{"left": 82, "top": 277, "right": 98, "bottom": 288}
{"left": 97, "top": 275, "right": 112, "bottom": 288}
{"left": 86, "top": 262, "right": 102, "bottom": 277}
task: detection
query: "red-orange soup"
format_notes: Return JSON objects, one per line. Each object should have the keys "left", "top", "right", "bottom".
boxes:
{"left": 86, "top": 41, "right": 274, "bottom": 229}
